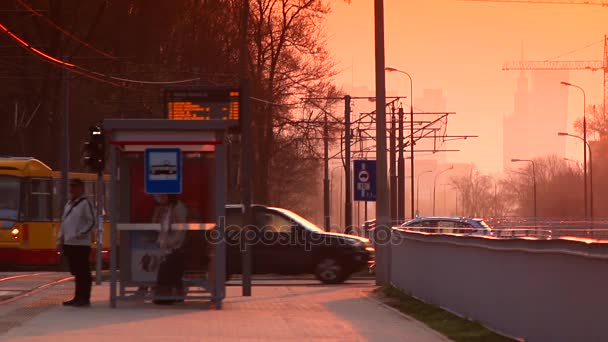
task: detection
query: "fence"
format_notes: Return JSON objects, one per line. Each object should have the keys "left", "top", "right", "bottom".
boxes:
{"left": 390, "top": 228, "right": 608, "bottom": 342}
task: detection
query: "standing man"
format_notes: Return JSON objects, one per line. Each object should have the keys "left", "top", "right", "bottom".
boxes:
{"left": 57, "top": 178, "right": 96, "bottom": 307}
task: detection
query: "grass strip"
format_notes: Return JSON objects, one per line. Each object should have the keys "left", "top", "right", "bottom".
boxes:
{"left": 376, "top": 285, "right": 517, "bottom": 342}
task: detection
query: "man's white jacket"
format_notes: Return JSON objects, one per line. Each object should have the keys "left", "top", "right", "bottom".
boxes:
{"left": 58, "top": 195, "right": 96, "bottom": 246}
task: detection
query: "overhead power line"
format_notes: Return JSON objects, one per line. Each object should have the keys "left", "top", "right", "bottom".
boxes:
{"left": 545, "top": 39, "right": 604, "bottom": 61}
{"left": 0, "top": 21, "right": 123, "bottom": 87}
{"left": 459, "top": 0, "right": 608, "bottom": 7}
{"left": 0, "top": 21, "right": 202, "bottom": 88}
{"left": 15, "top": 0, "right": 119, "bottom": 61}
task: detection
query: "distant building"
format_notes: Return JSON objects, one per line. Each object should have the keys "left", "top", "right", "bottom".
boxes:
{"left": 503, "top": 70, "right": 569, "bottom": 169}
{"left": 415, "top": 89, "right": 448, "bottom": 164}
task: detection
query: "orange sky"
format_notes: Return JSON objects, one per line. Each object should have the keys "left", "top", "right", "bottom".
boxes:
{"left": 325, "top": 0, "right": 605, "bottom": 173}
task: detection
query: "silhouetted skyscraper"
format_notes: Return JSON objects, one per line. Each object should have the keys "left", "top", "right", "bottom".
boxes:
{"left": 503, "top": 70, "right": 569, "bottom": 168}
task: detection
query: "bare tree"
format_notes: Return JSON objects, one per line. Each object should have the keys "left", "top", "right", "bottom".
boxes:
{"left": 573, "top": 104, "right": 607, "bottom": 141}
{"left": 450, "top": 167, "right": 508, "bottom": 218}
{"left": 502, "top": 155, "right": 584, "bottom": 218}
{"left": 245, "top": 0, "right": 337, "bottom": 205}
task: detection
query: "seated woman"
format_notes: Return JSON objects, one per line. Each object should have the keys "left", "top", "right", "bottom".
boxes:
{"left": 152, "top": 194, "right": 188, "bottom": 305}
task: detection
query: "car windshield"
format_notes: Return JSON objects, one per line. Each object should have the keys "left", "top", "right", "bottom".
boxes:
{"left": 272, "top": 207, "right": 324, "bottom": 233}
{"left": 0, "top": 176, "right": 20, "bottom": 221}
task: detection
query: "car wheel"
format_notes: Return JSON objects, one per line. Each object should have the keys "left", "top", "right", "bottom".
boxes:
{"left": 314, "top": 257, "right": 346, "bottom": 284}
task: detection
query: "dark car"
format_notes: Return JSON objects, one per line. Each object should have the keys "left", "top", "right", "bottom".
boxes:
{"left": 224, "top": 204, "right": 374, "bottom": 284}
{"left": 400, "top": 216, "right": 494, "bottom": 236}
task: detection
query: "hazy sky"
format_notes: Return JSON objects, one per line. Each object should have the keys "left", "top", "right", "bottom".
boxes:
{"left": 325, "top": 0, "right": 605, "bottom": 173}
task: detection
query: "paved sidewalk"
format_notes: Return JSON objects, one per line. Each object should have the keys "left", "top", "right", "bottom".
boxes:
{"left": 0, "top": 280, "right": 451, "bottom": 341}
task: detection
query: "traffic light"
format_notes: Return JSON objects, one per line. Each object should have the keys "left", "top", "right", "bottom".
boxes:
{"left": 81, "top": 123, "right": 105, "bottom": 174}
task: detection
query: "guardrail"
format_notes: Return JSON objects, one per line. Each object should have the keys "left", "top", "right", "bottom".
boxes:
{"left": 389, "top": 228, "right": 608, "bottom": 341}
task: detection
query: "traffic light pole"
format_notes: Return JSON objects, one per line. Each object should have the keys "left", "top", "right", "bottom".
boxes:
{"left": 82, "top": 123, "right": 106, "bottom": 285}
{"left": 95, "top": 173, "right": 103, "bottom": 285}
{"left": 61, "top": 57, "right": 70, "bottom": 219}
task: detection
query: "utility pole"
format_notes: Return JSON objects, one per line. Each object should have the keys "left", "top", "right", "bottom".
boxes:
{"left": 397, "top": 106, "right": 405, "bottom": 223}
{"left": 344, "top": 95, "right": 353, "bottom": 234}
{"left": 239, "top": 0, "right": 252, "bottom": 296}
{"left": 389, "top": 105, "right": 397, "bottom": 224}
{"left": 409, "top": 92, "right": 415, "bottom": 219}
{"left": 324, "top": 110, "right": 330, "bottom": 231}
{"left": 374, "top": 0, "right": 390, "bottom": 286}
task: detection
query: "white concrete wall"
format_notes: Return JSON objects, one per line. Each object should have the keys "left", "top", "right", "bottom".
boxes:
{"left": 390, "top": 230, "right": 608, "bottom": 342}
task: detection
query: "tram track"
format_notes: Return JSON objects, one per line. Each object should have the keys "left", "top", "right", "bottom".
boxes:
{"left": 0, "top": 272, "right": 73, "bottom": 304}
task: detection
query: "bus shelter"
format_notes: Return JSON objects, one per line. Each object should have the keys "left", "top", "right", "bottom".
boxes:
{"left": 103, "top": 119, "right": 229, "bottom": 309}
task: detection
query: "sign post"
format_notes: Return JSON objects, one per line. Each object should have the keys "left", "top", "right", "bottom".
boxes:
{"left": 354, "top": 160, "right": 377, "bottom": 202}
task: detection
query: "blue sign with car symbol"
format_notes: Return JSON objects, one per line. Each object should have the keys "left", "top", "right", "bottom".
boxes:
{"left": 354, "top": 160, "right": 376, "bottom": 202}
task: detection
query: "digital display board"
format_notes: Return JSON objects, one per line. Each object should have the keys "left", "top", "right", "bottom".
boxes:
{"left": 163, "top": 87, "right": 240, "bottom": 124}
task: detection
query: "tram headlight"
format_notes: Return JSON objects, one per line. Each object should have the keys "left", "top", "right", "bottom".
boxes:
{"left": 11, "top": 228, "right": 19, "bottom": 237}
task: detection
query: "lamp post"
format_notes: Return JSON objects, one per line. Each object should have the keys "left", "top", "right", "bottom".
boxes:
{"left": 385, "top": 67, "right": 414, "bottom": 219}
{"left": 511, "top": 159, "right": 537, "bottom": 219}
{"left": 433, "top": 165, "right": 453, "bottom": 216}
{"left": 560, "top": 81, "right": 588, "bottom": 220}
{"left": 416, "top": 170, "right": 432, "bottom": 217}
{"left": 558, "top": 132, "right": 593, "bottom": 221}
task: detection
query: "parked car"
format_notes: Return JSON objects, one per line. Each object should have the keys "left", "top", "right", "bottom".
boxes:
{"left": 224, "top": 204, "right": 375, "bottom": 284}
{"left": 399, "top": 216, "right": 494, "bottom": 236}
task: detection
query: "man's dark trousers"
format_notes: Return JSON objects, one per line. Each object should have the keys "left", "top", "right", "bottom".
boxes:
{"left": 63, "top": 245, "right": 92, "bottom": 302}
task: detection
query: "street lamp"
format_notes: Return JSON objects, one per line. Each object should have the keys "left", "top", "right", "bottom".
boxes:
{"left": 560, "top": 81, "right": 588, "bottom": 220}
{"left": 558, "top": 132, "right": 593, "bottom": 220}
{"left": 511, "top": 159, "right": 537, "bottom": 219}
{"left": 433, "top": 165, "right": 453, "bottom": 216}
{"left": 416, "top": 170, "right": 432, "bottom": 217}
{"left": 385, "top": 67, "right": 415, "bottom": 219}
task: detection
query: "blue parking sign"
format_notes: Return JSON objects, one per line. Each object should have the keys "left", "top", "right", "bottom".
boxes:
{"left": 144, "top": 148, "right": 182, "bottom": 194}
{"left": 354, "top": 160, "right": 376, "bottom": 201}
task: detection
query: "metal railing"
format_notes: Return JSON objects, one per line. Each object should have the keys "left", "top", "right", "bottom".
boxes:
{"left": 350, "top": 217, "right": 608, "bottom": 243}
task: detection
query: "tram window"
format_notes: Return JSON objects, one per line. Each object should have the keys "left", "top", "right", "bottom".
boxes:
{"left": 0, "top": 176, "right": 20, "bottom": 221}
{"left": 23, "top": 178, "right": 52, "bottom": 221}
{"left": 52, "top": 179, "right": 62, "bottom": 221}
